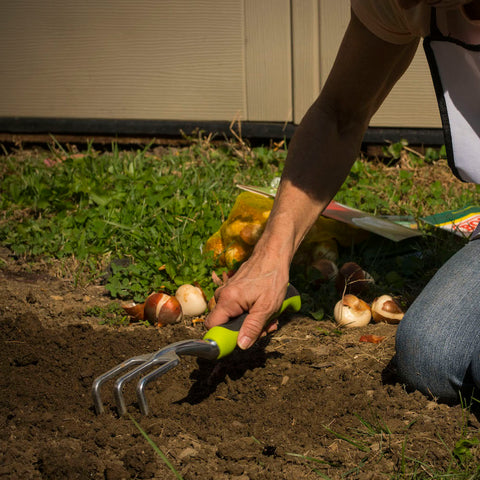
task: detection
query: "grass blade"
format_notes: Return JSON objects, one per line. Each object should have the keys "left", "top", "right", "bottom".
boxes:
{"left": 323, "top": 425, "right": 370, "bottom": 453}
{"left": 128, "top": 414, "right": 184, "bottom": 480}
{"left": 285, "top": 452, "right": 336, "bottom": 479}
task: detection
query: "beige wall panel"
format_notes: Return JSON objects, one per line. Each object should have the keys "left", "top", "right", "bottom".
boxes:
{"left": 318, "top": 1, "right": 350, "bottom": 86}
{"left": 0, "top": 0, "right": 246, "bottom": 121}
{"left": 292, "top": 0, "right": 320, "bottom": 124}
{"left": 0, "top": 0, "right": 443, "bottom": 128}
{"left": 370, "top": 50, "right": 441, "bottom": 128}
{"left": 244, "top": 0, "right": 292, "bottom": 122}
{"left": 318, "top": 0, "right": 441, "bottom": 128}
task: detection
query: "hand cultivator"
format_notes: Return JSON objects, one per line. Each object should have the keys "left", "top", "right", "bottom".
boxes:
{"left": 92, "top": 284, "right": 301, "bottom": 416}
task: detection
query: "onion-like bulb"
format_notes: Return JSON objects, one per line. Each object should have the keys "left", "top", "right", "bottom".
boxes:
{"left": 335, "top": 262, "right": 373, "bottom": 295}
{"left": 334, "top": 294, "right": 371, "bottom": 328}
{"left": 144, "top": 292, "right": 183, "bottom": 327}
{"left": 371, "top": 295, "right": 404, "bottom": 324}
{"left": 175, "top": 284, "right": 207, "bottom": 317}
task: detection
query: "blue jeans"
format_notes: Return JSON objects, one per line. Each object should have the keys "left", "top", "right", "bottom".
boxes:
{"left": 395, "top": 235, "right": 480, "bottom": 403}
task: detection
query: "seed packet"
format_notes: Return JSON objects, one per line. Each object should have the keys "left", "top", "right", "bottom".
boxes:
{"left": 421, "top": 205, "right": 480, "bottom": 238}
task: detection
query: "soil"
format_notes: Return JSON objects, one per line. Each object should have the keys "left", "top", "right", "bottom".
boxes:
{"left": 1, "top": 251, "right": 479, "bottom": 480}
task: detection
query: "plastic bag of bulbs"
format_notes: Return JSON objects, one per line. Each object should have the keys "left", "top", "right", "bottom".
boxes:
{"left": 204, "top": 191, "right": 368, "bottom": 270}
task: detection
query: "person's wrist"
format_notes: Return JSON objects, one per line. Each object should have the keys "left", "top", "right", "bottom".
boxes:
{"left": 249, "top": 237, "right": 295, "bottom": 271}
{"left": 254, "top": 221, "right": 298, "bottom": 263}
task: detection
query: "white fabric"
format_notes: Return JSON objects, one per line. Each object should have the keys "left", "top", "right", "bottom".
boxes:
{"left": 351, "top": 0, "right": 480, "bottom": 184}
{"left": 430, "top": 40, "right": 480, "bottom": 183}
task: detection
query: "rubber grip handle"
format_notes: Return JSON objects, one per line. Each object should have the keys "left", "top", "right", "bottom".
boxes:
{"left": 202, "top": 284, "right": 301, "bottom": 359}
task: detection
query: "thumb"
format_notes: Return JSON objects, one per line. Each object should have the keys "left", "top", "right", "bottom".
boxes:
{"left": 204, "top": 300, "right": 243, "bottom": 329}
{"left": 237, "top": 311, "right": 270, "bottom": 350}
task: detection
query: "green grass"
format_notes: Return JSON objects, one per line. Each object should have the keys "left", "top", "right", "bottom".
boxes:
{"left": 1, "top": 137, "right": 479, "bottom": 314}
{"left": 84, "top": 303, "right": 136, "bottom": 327}
{"left": 0, "top": 137, "right": 285, "bottom": 302}
{"left": 338, "top": 154, "right": 478, "bottom": 219}
{"left": 128, "top": 413, "right": 184, "bottom": 480}
{"left": 287, "top": 408, "right": 480, "bottom": 478}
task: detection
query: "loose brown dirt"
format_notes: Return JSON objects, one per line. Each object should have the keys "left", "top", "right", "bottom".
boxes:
{"left": 1, "top": 253, "right": 479, "bottom": 480}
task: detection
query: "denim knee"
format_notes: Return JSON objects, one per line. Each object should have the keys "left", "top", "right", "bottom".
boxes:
{"left": 395, "top": 309, "right": 466, "bottom": 403}
{"left": 395, "top": 240, "right": 480, "bottom": 403}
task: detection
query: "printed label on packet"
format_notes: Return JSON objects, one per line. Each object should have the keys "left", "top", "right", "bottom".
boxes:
{"left": 450, "top": 217, "right": 480, "bottom": 234}
{"left": 421, "top": 206, "right": 480, "bottom": 238}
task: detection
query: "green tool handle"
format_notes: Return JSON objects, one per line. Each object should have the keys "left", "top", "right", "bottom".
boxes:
{"left": 202, "top": 284, "right": 301, "bottom": 359}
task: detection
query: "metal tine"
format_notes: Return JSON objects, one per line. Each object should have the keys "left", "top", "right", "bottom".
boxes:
{"left": 113, "top": 352, "right": 179, "bottom": 416}
{"left": 133, "top": 339, "right": 219, "bottom": 415}
{"left": 93, "top": 339, "right": 219, "bottom": 416}
{"left": 92, "top": 353, "right": 153, "bottom": 415}
{"left": 114, "top": 339, "right": 219, "bottom": 416}
{"left": 136, "top": 354, "right": 180, "bottom": 415}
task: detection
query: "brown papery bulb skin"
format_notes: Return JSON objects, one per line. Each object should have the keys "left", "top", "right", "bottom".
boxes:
{"left": 335, "top": 262, "right": 373, "bottom": 295}
{"left": 207, "top": 296, "right": 216, "bottom": 312}
{"left": 371, "top": 295, "right": 404, "bottom": 324}
{"left": 334, "top": 294, "right": 372, "bottom": 328}
{"left": 144, "top": 292, "right": 183, "bottom": 327}
{"left": 312, "top": 258, "right": 338, "bottom": 283}
{"left": 121, "top": 301, "right": 145, "bottom": 321}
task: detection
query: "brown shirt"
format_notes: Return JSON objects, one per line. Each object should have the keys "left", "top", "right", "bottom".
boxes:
{"left": 351, "top": 0, "right": 480, "bottom": 44}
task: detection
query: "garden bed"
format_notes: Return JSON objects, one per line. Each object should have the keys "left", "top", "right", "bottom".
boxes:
{"left": 1, "top": 256, "right": 479, "bottom": 479}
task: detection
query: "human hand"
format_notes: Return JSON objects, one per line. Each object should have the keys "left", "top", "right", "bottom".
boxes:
{"left": 204, "top": 257, "right": 290, "bottom": 350}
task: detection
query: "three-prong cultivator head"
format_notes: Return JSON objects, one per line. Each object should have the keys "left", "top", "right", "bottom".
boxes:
{"left": 92, "top": 284, "right": 301, "bottom": 416}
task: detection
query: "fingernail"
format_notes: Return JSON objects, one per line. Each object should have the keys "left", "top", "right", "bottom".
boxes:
{"left": 238, "top": 335, "right": 253, "bottom": 350}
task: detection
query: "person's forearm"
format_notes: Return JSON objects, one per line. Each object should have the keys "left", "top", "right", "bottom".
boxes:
{"left": 252, "top": 96, "right": 368, "bottom": 266}
{"left": 205, "top": 12, "right": 419, "bottom": 346}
